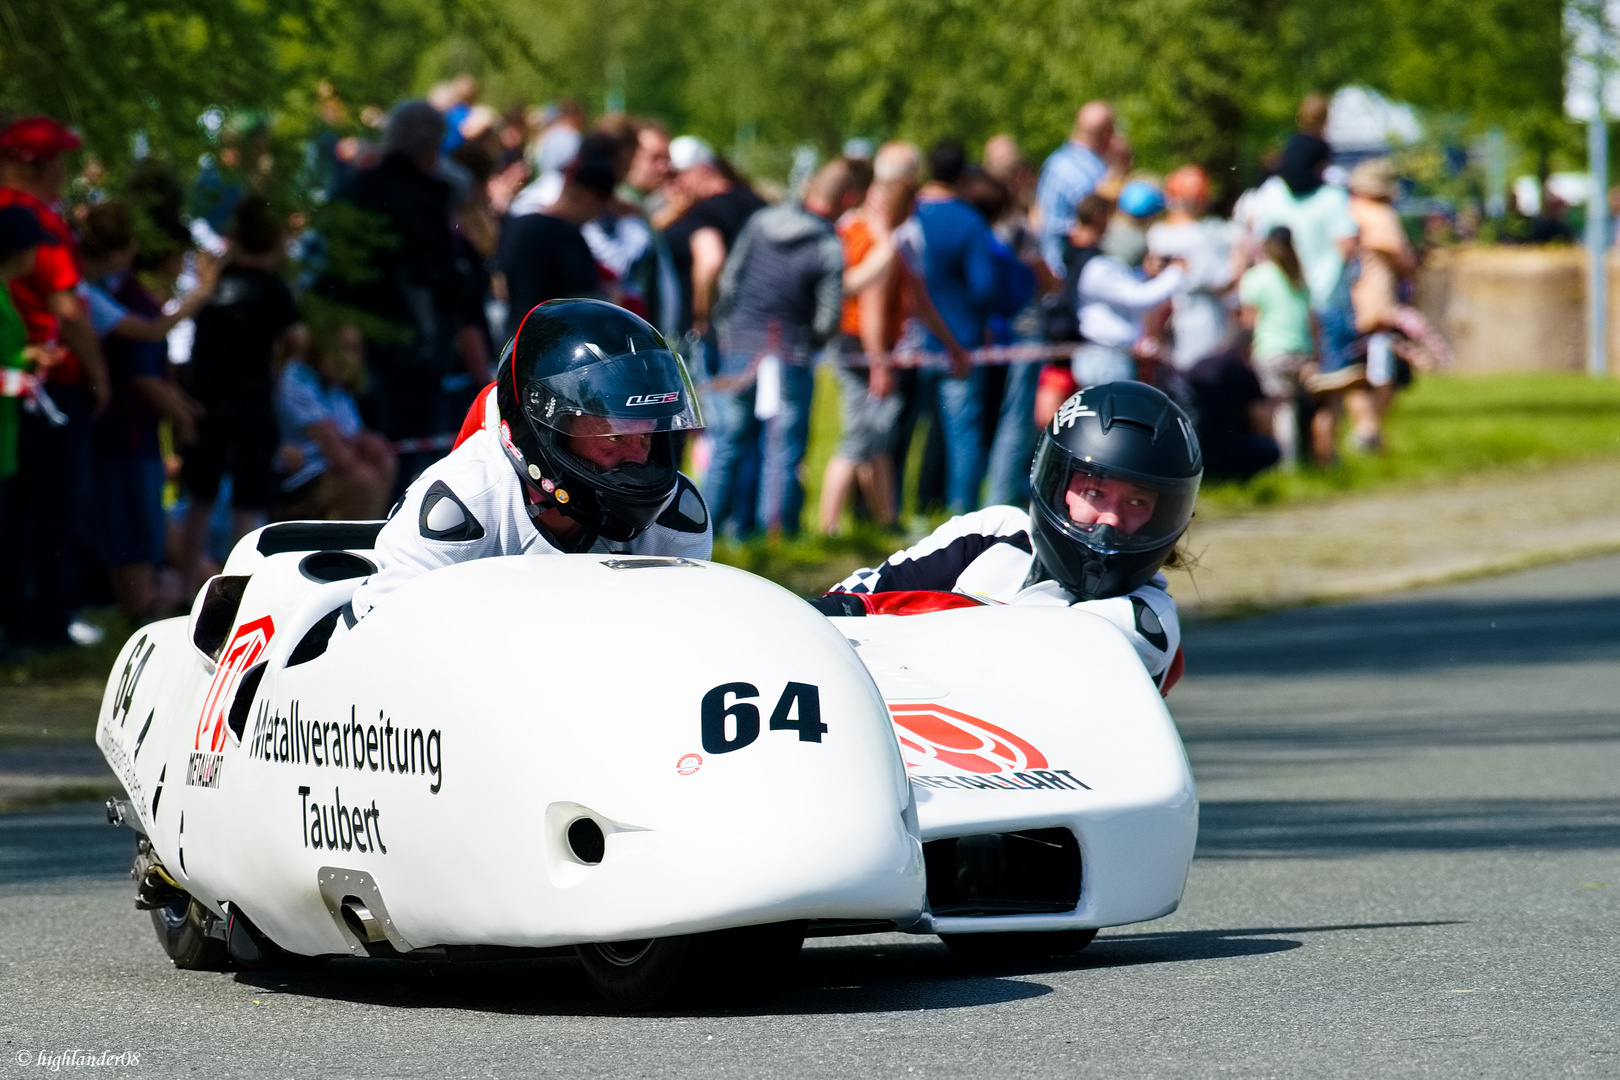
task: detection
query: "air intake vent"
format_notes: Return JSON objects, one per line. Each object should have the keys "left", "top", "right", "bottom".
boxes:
{"left": 924, "top": 828, "right": 1081, "bottom": 917}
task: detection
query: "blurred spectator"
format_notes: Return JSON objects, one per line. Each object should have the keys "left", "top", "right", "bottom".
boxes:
{"left": 349, "top": 100, "right": 469, "bottom": 486}
{"left": 1035, "top": 101, "right": 1130, "bottom": 275}
{"left": 78, "top": 203, "right": 219, "bottom": 346}
{"left": 509, "top": 100, "right": 586, "bottom": 215}
{"left": 1239, "top": 226, "right": 1314, "bottom": 467}
{"left": 589, "top": 118, "right": 681, "bottom": 338}
{"left": 189, "top": 111, "right": 271, "bottom": 245}
{"left": 1529, "top": 189, "right": 1574, "bottom": 245}
{"left": 820, "top": 164, "right": 912, "bottom": 535}
{"left": 1347, "top": 158, "right": 1414, "bottom": 442}
{"left": 1185, "top": 344, "right": 1280, "bottom": 481}
{"left": 1034, "top": 194, "right": 1110, "bottom": 430}
{"left": 965, "top": 137, "right": 1043, "bottom": 508}
{"left": 496, "top": 150, "right": 612, "bottom": 317}
{"left": 0, "top": 206, "right": 54, "bottom": 526}
{"left": 575, "top": 127, "right": 662, "bottom": 324}
{"left": 0, "top": 115, "right": 111, "bottom": 652}
{"left": 709, "top": 159, "right": 854, "bottom": 536}
{"left": 1346, "top": 158, "right": 1450, "bottom": 449}
{"left": 275, "top": 323, "right": 395, "bottom": 520}
{"left": 1147, "top": 164, "right": 1236, "bottom": 370}
{"left": 1074, "top": 180, "right": 1183, "bottom": 387}
{"left": 1245, "top": 126, "right": 1359, "bottom": 389}
{"left": 904, "top": 140, "right": 998, "bottom": 514}
{"left": 78, "top": 203, "right": 207, "bottom": 621}
{"left": 176, "top": 197, "right": 300, "bottom": 593}
{"left": 663, "top": 137, "right": 766, "bottom": 346}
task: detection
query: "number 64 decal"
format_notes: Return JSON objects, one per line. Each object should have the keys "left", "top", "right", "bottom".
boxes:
{"left": 701, "top": 682, "right": 825, "bottom": 754}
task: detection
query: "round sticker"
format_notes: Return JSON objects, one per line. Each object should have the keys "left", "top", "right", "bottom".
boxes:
{"left": 527, "top": 463, "right": 542, "bottom": 480}
{"left": 555, "top": 488, "right": 570, "bottom": 504}
{"left": 676, "top": 753, "right": 703, "bottom": 776}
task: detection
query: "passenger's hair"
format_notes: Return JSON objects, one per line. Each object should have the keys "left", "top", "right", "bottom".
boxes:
{"left": 1262, "top": 225, "right": 1305, "bottom": 291}
{"left": 232, "top": 195, "right": 283, "bottom": 256}
{"left": 928, "top": 139, "right": 967, "bottom": 186}
{"left": 78, "top": 201, "right": 135, "bottom": 261}
{"left": 1075, "top": 193, "right": 1113, "bottom": 232}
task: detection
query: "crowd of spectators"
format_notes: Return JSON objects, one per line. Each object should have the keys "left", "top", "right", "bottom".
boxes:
{"left": 0, "top": 84, "right": 1449, "bottom": 658}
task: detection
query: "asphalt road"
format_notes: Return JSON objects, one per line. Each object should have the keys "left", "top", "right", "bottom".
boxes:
{"left": 3, "top": 556, "right": 1619, "bottom": 1079}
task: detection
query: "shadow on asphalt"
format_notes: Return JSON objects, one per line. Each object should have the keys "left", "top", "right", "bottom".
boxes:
{"left": 231, "top": 947, "right": 1053, "bottom": 1018}
{"left": 1184, "top": 595, "right": 1620, "bottom": 678}
{"left": 1199, "top": 798, "right": 1620, "bottom": 857}
{"left": 228, "top": 921, "right": 1453, "bottom": 1017}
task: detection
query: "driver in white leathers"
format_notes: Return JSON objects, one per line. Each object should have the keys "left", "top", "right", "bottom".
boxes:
{"left": 813, "top": 382, "right": 1203, "bottom": 688}
{"left": 349, "top": 299, "right": 711, "bottom": 621}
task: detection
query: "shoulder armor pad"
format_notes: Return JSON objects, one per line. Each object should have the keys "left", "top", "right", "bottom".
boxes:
{"left": 1129, "top": 595, "right": 1169, "bottom": 653}
{"left": 418, "top": 481, "right": 485, "bottom": 542}
{"left": 656, "top": 474, "right": 709, "bottom": 534}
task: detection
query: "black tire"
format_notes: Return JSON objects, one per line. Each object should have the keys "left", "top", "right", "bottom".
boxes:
{"left": 576, "top": 921, "right": 806, "bottom": 1010}
{"left": 150, "top": 893, "right": 232, "bottom": 971}
{"left": 940, "top": 928, "right": 1098, "bottom": 963}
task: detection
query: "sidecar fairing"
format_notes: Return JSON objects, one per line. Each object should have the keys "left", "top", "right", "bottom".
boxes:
{"left": 832, "top": 603, "right": 1197, "bottom": 952}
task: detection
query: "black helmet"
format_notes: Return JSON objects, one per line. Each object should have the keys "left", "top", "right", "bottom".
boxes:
{"left": 495, "top": 299, "right": 703, "bottom": 543}
{"left": 1028, "top": 382, "right": 1202, "bottom": 600}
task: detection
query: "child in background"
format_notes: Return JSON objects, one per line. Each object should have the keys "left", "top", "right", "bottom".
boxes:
{"left": 1238, "top": 226, "right": 1315, "bottom": 468}
{"left": 274, "top": 323, "right": 396, "bottom": 521}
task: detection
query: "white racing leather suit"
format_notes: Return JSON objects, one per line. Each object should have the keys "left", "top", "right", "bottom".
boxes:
{"left": 830, "top": 505, "right": 1180, "bottom": 681}
{"left": 349, "top": 392, "right": 712, "bottom": 620}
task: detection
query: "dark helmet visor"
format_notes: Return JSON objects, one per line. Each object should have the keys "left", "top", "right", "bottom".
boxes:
{"left": 525, "top": 346, "right": 704, "bottom": 436}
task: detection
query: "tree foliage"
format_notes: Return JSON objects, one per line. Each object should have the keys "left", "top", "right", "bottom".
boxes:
{"left": 0, "top": 0, "right": 1575, "bottom": 196}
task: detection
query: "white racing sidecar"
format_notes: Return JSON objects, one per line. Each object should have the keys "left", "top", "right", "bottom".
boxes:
{"left": 96, "top": 521, "right": 1196, "bottom": 1007}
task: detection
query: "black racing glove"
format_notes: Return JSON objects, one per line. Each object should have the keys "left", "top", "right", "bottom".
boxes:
{"left": 806, "top": 592, "right": 867, "bottom": 617}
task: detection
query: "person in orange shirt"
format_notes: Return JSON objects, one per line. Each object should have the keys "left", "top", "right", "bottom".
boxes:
{"left": 818, "top": 162, "right": 910, "bottom": 535}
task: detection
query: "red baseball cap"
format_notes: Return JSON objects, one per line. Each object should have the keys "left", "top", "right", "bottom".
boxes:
{"left": 0, "top": 116, "right": 83, "bottom": 162}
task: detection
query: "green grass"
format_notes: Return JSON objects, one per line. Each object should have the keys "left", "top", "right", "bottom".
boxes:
{"left": 1201, "top": 373, "right": 1620, "bottom": 514}
{"left": 709, "top": 369, "right": 1620, "bottom": 592}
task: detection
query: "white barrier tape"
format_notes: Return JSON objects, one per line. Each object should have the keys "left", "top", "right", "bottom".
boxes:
{"left": 885, "top": 342, "right": 1077, "bottom": 368}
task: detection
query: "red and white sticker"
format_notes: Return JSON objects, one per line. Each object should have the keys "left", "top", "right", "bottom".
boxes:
{"left": 194, "top": 616, "right": 274, "bottom": 752}
{"left": 888, "top": 703, "right": 1048, "bottom": 775}
{"left": 676, "top": 752, "right": 703, "bottom": 776}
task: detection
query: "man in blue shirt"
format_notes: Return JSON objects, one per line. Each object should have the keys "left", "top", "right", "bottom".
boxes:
{"left": 1035, "top": 101, "right": 1126, "bottom": 276}
{"left": 904, "top": 141, "right": 999, "bottom": 513}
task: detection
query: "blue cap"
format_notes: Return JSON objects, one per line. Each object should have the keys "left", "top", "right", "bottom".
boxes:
{"left": 1118, "top": 180, "right": 1165, "bottom": 219}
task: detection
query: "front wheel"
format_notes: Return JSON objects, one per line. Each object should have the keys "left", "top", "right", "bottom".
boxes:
{"left": 150, "top": 893, "right": 232, "bottom": 971}
{"left": 940, "top": 928, "right": 1097, "bottom": 963}
{"left": 576, "top": 921, "right": 806, "bottom": 1010}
